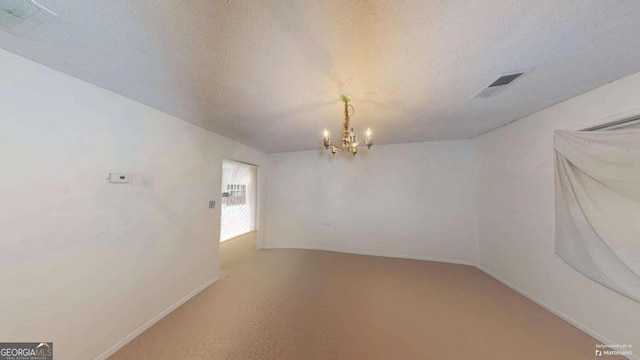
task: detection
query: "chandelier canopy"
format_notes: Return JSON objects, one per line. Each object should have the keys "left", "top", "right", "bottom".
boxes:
{"left": 322, "top": 95, "right": 372, "bottom": 156}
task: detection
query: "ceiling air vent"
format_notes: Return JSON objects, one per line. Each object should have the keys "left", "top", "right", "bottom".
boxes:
{"left": 472, "top": 69, "right": 533, "bottom": 98}
{"left": 0, "top": 0, "right": 56, "bottom": 36}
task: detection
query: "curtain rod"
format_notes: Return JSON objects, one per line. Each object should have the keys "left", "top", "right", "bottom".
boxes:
{"left": 583, "top": 116, "right": 640, "bottom": 131}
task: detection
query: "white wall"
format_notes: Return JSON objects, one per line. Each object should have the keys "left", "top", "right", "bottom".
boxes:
{"left": 474, "top": 72, "right": 640, "bottom": 351}
{"left": 265, "top": 141, "right": 478, "bottom": 264}
{"left": 0, "top": 48, "right": 267, "bottom": 360}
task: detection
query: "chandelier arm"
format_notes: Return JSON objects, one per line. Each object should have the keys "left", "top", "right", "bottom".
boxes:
{"left": 326, "top": 137, "right": 366, "bottom": 149}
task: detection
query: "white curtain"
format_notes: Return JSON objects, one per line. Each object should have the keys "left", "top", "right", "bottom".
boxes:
{"left": 554, "top": 127, "right": 640, "bottom": 302}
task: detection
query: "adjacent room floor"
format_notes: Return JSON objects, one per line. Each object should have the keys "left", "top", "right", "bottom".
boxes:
{"left": 110, "top": 232, "right": 603, "bottom": 359}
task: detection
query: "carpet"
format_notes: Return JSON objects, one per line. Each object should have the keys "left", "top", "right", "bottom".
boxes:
{"left": 109, "top": 233, "right": 605, "bottom": 359}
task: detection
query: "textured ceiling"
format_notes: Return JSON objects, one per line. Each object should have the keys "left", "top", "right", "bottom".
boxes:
{"left": 2, "top": 1, "right": 640, "bottom": 153}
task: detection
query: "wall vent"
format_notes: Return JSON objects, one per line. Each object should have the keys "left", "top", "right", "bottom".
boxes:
{"left": 472, "top": 69, "right": 533, "bottom": 98}
{"left": 0, "top": 0, "right": 56, "bottom": 36}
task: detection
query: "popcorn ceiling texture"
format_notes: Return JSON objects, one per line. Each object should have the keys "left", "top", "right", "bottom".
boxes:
{"left": 109, "top": 233, "right": 600, "bottom": 360}
{"left": 2, "top": 1, "right": 640, "bottom": 152}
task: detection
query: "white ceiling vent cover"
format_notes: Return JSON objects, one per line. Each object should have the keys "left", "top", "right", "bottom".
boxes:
{"left": 0, "top": 0, "right": 56, "bottom": 35}
{"left": 472, "top": 68, "right": 533, "bottom": 98}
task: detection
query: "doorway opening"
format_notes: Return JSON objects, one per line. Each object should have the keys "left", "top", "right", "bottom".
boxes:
{"left": 220, "top": 159, "right": 257, "bottom": 242}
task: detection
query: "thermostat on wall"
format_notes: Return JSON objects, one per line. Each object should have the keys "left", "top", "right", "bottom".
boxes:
{"left": 106, "top": 173, "right": 133, "bottom": 184}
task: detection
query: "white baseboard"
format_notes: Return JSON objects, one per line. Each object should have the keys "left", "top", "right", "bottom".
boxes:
{"left": 263, "top": 244, "right": 476, "bottom": 266}
{"left": 94, "top": 277, "right": 219, "bottom": 360}
{"left": 477, "top": 266, "right": 637, "bottom": 360}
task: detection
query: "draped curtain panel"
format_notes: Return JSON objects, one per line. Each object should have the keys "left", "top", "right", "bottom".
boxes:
{"left": 554, "top": 128, "right": 640, "bottom": 303}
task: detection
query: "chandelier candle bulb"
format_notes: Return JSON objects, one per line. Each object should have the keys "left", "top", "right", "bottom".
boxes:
{"left": 365, "top": 128, "right": 373, "bottom": 148}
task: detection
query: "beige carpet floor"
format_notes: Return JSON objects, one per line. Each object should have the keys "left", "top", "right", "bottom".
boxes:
{"left": 110, "top": 232, "right": 609, "bottom": 359}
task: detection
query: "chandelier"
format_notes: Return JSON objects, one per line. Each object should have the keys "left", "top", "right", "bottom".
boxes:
{"left": 322, "top": 95, "right": 372, "bottom": 156}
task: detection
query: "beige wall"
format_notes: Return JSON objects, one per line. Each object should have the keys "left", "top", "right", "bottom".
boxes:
{"left": 474, "top": 71, "right": 640, "bottom": 354}
{"left": 0, "top": 48, "right": 267, "bottom": 360}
